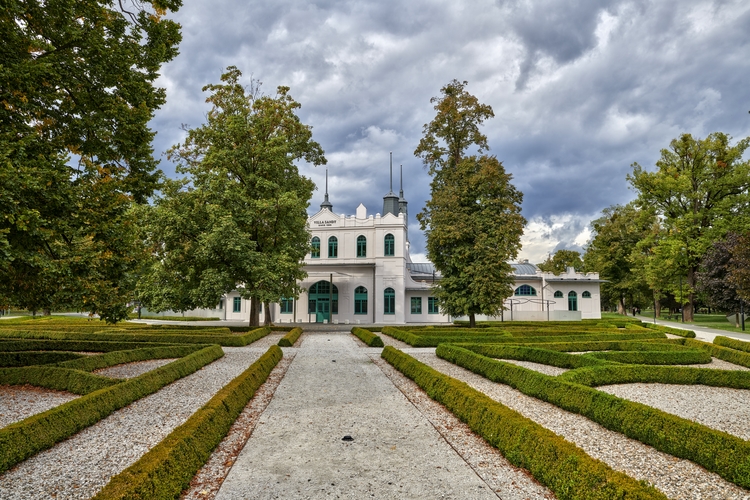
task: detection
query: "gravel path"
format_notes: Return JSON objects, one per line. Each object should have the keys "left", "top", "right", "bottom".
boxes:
{"left": 0, "top": 385, "right": 79, "bottom": 428}
{"left": 0, "top": 337, "right": 282, "bottom": 500}
{"left": 413, "top": 352, "right": 750, "bottom": 500}
{"left": 598, "top": 383, "right": 750, "bottom": 440}
{"left": 93, "top": 358, "right": 178, "bottom": 379}
{"left": 500, "top": 359, "right": 569, "bottom": 376}
{"left": 214, "top": 333, "right": 500, "bottom": 500}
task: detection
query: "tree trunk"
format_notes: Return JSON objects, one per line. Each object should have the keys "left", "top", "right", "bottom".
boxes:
{"left": 43, "top": 308, "right": 51, "bottom": 316}
{"left": 248, "top": 297, "right": 259, "bottom": 327}
{"left": 655, "top": 299, "right": 661, "bottom": 318}
{"left": 617, "top": 295, "right": 626, "bottom": 315}
{"left": 264, "top": 301, "right": 273, "bottom": 326}
{"left": 469, "top": 313, "right": 476, "bottom": 328}
{"left": 684, "top": 266, "right": 696, "bottom": 322}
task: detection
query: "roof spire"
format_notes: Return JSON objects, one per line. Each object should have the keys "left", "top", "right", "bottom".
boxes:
{"left": 320, "top": 168, "right": 333, "bottom": 212}
{"left": 389, "top": 151, "right": 393, "bottom": 192}
{"left": 383, "top": 152, "right": 399, "bottom": 216}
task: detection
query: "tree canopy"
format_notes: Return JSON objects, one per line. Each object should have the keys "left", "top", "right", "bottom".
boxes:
{"left": 416, "top": 80, "right": 525, "bottom": 327}
{"left": 0, "top": 0, "right": 182, "bottom": 321}
{"left": 537, "top": 249, "right": 583, "bottom": 275}
{"left": 138, "top": 67, "right": 325, "bottom": 326}
{"left": 628, "top": 132, "right": 750, "bottom": 321}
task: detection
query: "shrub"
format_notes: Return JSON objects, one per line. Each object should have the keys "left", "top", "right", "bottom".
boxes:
{"left": 381, "top": 346, "right": 667, "bottom": 499}
{"left": 437, "top": 344, "right": 750, "bottom": 489}
{"left": 351, "top": 327, "right": 384, "bottom": 347}
{"left": 277, "top": 327, "right": 303, "bottom": 347}
{"left": 642, "top": 323, "right": 696, "bottom": 338}
{"left": 582, "top": 349, "right": 711, "bottom": 365}
{"left": 93, "top": 346, "right": 282, "bottom": 500}
{"left": 0, "top": 351, "right": 83, "bottom": 367}
{"left": 713, "top": 336, "right": 750, "bottom": 353}
{"left": 560, "top": 363, "right": 750, "bottom": 389}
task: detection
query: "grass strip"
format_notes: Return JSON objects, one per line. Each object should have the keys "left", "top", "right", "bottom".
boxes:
{"left": 93, "top": 345, "right": 282, "bottom": 500}
{"left": 560, "top": 364, "right": 750, "bottom": 389}
{"left": 351, "top": 327, "right": 385, "bottom": 347}
{"left": 437, "top": 344, "right": 750, "bottom": 489}
{"left": 277, "top": 327, "right": 303, "bottom": 347}
{"left": 381, "top": 346, "right": 666, "bottom": 500}
{"left": 0, "top": 344, "right": 223, "bottom": 474}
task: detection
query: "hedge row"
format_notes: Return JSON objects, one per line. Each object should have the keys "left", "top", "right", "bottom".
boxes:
{"left": 0, "top": 339, "right": 176, "bottom": 352}
{"left": 0, "top": 327, "right": 271, "bottom": 346}
{"left": 351, "top": 327, "right": 384, "bottom": 347}
{"left": 381, "top": 326, "right": 665, "bottom": 347}
{"left": 509, "top": 338, "right": 681, "bottom": 353}
{"left": 277, "top": 327, "right": 303, "bottom": 347}
{"left": 684, "top": 339, "right": 750, "bottom": 368}
{"left": 93, "top": 345, "right": 283, "bottom": 500}
{"left": 54, "top": 345, "right": 207, "bottom": 372}
{"left": 0, "top": 344, "right": 224, "bottom": 474}
{"left": 560, "top": 363, "right": 750, "bottom": 389}
{"left": 713, "top": 336, "right": 750, "bottom": 353}
{"left": 460, "top": 344, "right": 607, "bottom": 369}
{"left": 437, "top": 344, "right": 750, "bottom": 489}
{"left": 0, "top": 351, "right": 83, "bottom": 367}
{"left": 381, "top": 346, "right": 666, "bottom": 499}
{"left": 0, "top": 365, "right": 120, "bottom": 394}
{"left": 642, "top": 323, "right": 696, "bottom": 338}
{"left": 582, "top": 349, "right": 711, "bottom": 365}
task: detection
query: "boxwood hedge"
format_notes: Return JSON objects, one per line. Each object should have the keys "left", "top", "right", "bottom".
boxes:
{"left": 351, "top": 327, "right": 384, "bottom": 347}
{"left": 277, "top": 327, "right": 303, "bottom": 347}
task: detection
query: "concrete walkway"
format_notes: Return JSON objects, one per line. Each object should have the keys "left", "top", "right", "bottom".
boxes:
{"left": 214, "top": 332, "right": 498, "bottom": 499}
{"left": 635, "top": 314, "right": 750, "bottom": 343}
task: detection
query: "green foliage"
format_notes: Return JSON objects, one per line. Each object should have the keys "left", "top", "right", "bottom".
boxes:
{"left": 0, "top": 365, "right": 120, "bottom": 394}
{"left": 641, "top": 322, "right": 696, "bottom": 338}
{"left": 415, "top": 81, "right": 525, "bottom": 326}
{"left": 381, "top": 346, "right": 667, "bottom": 499}
{"left": 560, "top": 363, "right": 750, "bottom": 389}
{"left": 0, "top": 0, "right": 182, "bottom": 322}
{"left": 0, "top": 351, "right": 83, "bottom": 367}
{"left": 628, "top": 132, "right": 750, "bottom": 320}
{"left": 437, "top": 344, "right": 750, "bottom": 489}
{"left": 713, "top": 336, "right": 750, "bottom": 353}
{"left": 537, "top": 249, "right": 583, "bottom": 275}
{"left": 138, "top": 67, "right": 325, "bottom": 325}
{"left": 582, "top": 349, "right": 710, "bottom": 365}
{"left": 93, "top": 345, "right": 282, "bottom": 500}
{"left": 0, "top": 344, "right": 223, "bottom": 474}
{"left": 351, "top": 327, "right": 384, "bottom": 347}
{"left": 277, "top": 327, "right": 303, "bottom": 347}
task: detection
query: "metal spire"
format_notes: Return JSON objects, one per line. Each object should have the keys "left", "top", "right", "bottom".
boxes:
{"left": 320, "top": 168, "right": 333, "bottom": 211}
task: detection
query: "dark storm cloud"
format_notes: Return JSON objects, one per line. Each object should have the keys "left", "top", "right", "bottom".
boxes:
{"left": 150, "top": 0, "right": 750, "bottom": 263}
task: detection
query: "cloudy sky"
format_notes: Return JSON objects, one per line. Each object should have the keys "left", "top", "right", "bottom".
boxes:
{"left": 150, "top": 0, "right": 750, "bottom": 264}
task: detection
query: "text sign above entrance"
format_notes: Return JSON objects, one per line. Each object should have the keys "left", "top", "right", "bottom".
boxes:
{"left": 313, "top": 219, "right": 338, "bottom": 227}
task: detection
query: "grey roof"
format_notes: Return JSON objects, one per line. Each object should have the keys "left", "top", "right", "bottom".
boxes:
{"left": 407, "top": 263, "right": 436, "bottom": 275}
{"left": 511, "top": 262, "right": 539, "bottom": 276}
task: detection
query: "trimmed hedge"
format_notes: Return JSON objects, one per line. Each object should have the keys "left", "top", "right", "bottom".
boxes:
{"left": 713, "top": 336, "right": 750, "bottom": 353}
{"left": 0, "top": 327, "right": 271, "bottom": 347}
{"left": 0, "top": 365, "right": 120, "bottom": 394}
{"left": 277, "top": 327, "right": 303, "bottom": 347}
{"left": 0, "top": 344, "right": 224, "bottom": 474}
{"left": 381, "top": 326, "right": 665, "bottom": 347}
{"left": 93, "top": 345, "right": 283, "bottom": 500}
{"left": 560, "top": 363, "right": 750, "bottom": 389}
{"left": 582, "top": 349, "right": 711, "bottom": 365}
{"left": 460, "top": 344, "right": 607, "bottom": 369}
{"left": 513, "top": 338, "right": 682, "bottom": 353}
{"left": 381, "top": 346, "right": 667, "bottom": 500}
{"left": 437, "top": 344, "right": 750, "bottom": 489}
{"left": 684, "top": 339, "right": 750, "bottom": 368}
{"left": 0, "top": 339, "right": 175, "bottom": 352}
{"left": 351, "top": 327, "right": 384, "bottom": 347}
{"left": 642, "top": 323, "right": 696, "bottom": 338}
{"left": 54, "top": 345, "right": 206, "bottom": 372}
{"left": 0, "top": 350, "right": 83, "bottom": 367}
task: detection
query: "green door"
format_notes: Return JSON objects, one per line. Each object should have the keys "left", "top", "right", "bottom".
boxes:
{"left": 316, "top": 300, "right": 330, "bottom": 323}
{"left": 309, "top": 281, "right": 338, "bottom": 323}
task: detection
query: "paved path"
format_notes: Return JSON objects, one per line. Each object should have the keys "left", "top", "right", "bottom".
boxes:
{"left": 215, "top": 332, "right": 498, "bottom": 500}
{"left": 635, "top": 315, "right": 750, "bottom": 343}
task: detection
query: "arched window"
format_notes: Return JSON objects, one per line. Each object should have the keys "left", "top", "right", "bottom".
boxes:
{"left": 384, "top": 233, "right": 395, "bottom": 256}
{"left": 354, "top": 286, "right": 368, "bottom": 314}
{"left": 328, "top": 236, "right": 338, "bottom": 258}
{"left": 554, "top": 291, "right": 563, "bottom": 298}
{"left": 384, "top": 287, "right": 395, "bottom": 315}
{"left": 514, "top": 284, "right": 537, "bottom": 296}
{"left": 568, "top": 291, "right": 578, "bottom": 311}
{"left": 582, "top": 291, "right": 592, "bottom": 298}
{"left": 311, "top": 237, "right": 320, "bottom": 258}
{"left": 357, "top": 235, "right": 367, "bottom": 258}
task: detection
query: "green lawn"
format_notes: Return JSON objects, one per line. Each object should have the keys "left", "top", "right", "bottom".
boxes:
{"left": 638, "top": 310, "right": 749, "bottom": 334}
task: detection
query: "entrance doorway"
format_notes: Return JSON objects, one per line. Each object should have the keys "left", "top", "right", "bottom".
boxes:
{"left": 308, "top": 281, "right": 338, "bottom": 323}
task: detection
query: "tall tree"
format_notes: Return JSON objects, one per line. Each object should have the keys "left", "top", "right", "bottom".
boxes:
{"left": 416, "top": 80, "right": 525, "bottom": 327}
{"left": 0, "top": 0, "right": 182, "bottom": 321}
{"left": 728, "top": 232, "right": 750, "bottom": 305}
{"left": 628, "top": 132, "right": 750, "bottom": 321}
{"left": 537, "top": 249, "right": 583, "bottom": 275}
{"left": 139, "top": 67, "right": 325, "bottom": 326}
{"left": 697, "top": 232, "right": 744, "bottom": 312}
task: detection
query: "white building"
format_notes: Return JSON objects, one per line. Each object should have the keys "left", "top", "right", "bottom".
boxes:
{"left": 148, "top": 164, "right": 603, "bottom": 323}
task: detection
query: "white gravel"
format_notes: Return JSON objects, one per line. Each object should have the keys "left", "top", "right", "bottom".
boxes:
{"left": 669, "top": 357, "right": 750, "bottom": 371}
{"left": 0, "top": 335, "right": 284, "bottom": 500}
{"left": 598, "top": 383, "right": 750, "bottom": 440}
{"left": 413, "top": 352, "right": 750, "bottom": 500}
{"left": 93, "top": 358, "right": 178, "bottom": 379}
{"left": 0, "top": 385, "right": 79, "bottom": 428}
{"left": 500, "top": 359, "right": 569, "bottom": 376}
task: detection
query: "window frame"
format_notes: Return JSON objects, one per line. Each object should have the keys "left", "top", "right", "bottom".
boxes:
{"left": 410, "top": 296, "right": 422, "bottom": 314}
{"left": 328, "top": 236, "right": 338, "bottom": 258}
{"left": 384, "top": 287, "right": 395, "bottom": 315}
{"left": 384, "top": 233, "right": 395, "bottom": 256}
{"left": 356, "top": 235, "right": 367, "bottom": 258}
{"left": 354, "top": 286, "right": 368, "bottom": 315}
{"left": 311, "top": 236, "right": 320, "bottom": 258}
{"left": 514, "top": 284, "right": 537, "bottom": 296}
{"left": 233, "top": 297, "right": 242, "bottom": 313}
{"left": 428, "top": 297, "right": 439, "bottom": 314}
